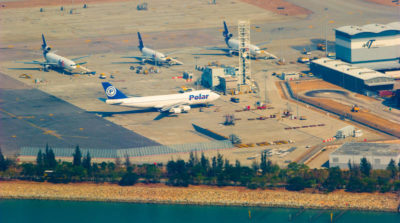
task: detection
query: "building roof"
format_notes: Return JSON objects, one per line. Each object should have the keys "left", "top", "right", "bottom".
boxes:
{"left": 331, "top": 142, "right": 400, "bottom": 157}
{"left": 336, "top": 22, "right": 400, "bottom": 36}
{"left": 311, "top": 58, "right": 395, "bottom": 86}
{"left": 353, "top": 60, "right": 400, "bottom": 71}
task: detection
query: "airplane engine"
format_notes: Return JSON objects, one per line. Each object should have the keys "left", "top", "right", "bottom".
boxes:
{"left": 181, "top": 105, "right": 191, "bottom": 112}
{"left": 43, "top": 65, "right": 50, "bottom": 72}
{"left": 141, "top": 59, "right": 146, "bottom": 65}
{"left": 170, "top": 107, "right": 182, "bottom": 114}
{"left": 228, "top": 50, "right": 234, "bottom": 56}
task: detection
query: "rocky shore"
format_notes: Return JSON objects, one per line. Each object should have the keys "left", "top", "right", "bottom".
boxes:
{"left": 0, "top": 181, "right": 399, "bottom": 212}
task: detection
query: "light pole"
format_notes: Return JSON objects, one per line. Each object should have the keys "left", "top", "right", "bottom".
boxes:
{"left": 324, "top": 8, "right": 329, "bottom": 57}
{"left": 296, "top": 81, "right": 299, "bottom": 118}
{"left": 264, "top": 72, "right": 269, "bottom": 104}
{"left": 194, "top": 56, "right": 200, "bottom": 90}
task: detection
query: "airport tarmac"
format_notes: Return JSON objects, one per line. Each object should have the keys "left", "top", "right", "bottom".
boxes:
{"left": 0, "top": 0, "right": 397, "bottom": 165}
{"left": 0, "top": 72, "right": 160, "bottom": 154}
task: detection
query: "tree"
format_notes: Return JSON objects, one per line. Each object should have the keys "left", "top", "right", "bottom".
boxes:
{"left": 100, "top": 162, "right": 107, "bottom": 170}
{"left": 323, "top": 167, "right": 344, "bottom": 192}
{"left": 346, "top": 176, "right": 363, "bottom": 192}
{"left": 21, "top": 163, "right": 36, "bottom": 177}
{"left": 36, "top": 150, "right": 44, "bottom": 167}
{"left": 73, "top": 145, "right": 82, "bottom": 166}
{"left": 360, "top": 157, "right": 371, "bottom": 177}
{"left": 119, "top": 172, "right": 139, "bottom": 186}
{"left": 82, "top": 152, "right": 91, "bottom": 171}
{"left": 124, "top": 153, "right": 131, "bottom": 170}
{"left": 45, "top": 148, "right": 57, "bottom": 169}
{"left": 0, "top": 147, "right": 10, "bottom": 171}
{"left": 398, "top": 159, "right": 400, "bottom": 171}
{"left": 187, "top": 152, "right": 198, "bottom": 168}
{"left": 386, "top": 159, "right": 397, "bottom": 179}
{"left": 200, "top": 153, "right": 209, "bottom": 172}
{"left": 167, "top": 159, "right": 189, "bottom": 187}
{"left": 287, "top": 176, "right": 309, "bottom": 191}
{"left": 260, "top": 152, "right": 267, "bottom": 174}
{"left": 216, "top": 153, "right": 224, "bottom": 174}
{"left": 143, "top": 164, "right": 161, "bottom": 183}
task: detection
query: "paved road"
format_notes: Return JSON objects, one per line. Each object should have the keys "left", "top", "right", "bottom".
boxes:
{"left": 302, "top": 89, "right": 400, "bottom": 123}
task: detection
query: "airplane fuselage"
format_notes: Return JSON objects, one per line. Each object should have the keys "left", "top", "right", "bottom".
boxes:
{"left": 226, "top": 38, "right": 262, "bottom": 57}
{"left": 141, "top": 47, "right": 168, "bottom": 64}
{"left": 45, "top": 52, "right": 77, "bottom": 71}
{"left": 106, "top": 90, "right": 219, "bottom": 108}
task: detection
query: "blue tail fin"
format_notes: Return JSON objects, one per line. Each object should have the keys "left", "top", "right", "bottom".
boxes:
{"left": 137, "top": 32, "right": 144, "bottom": 51}
{"left": 101, "top": 82, "right": 127, "bottom": 99}
{"left": 223, "top": 21, "right": 232, "bottom": 39}
{"left": 41, "top": 34, "right": 51, "bottom": 53}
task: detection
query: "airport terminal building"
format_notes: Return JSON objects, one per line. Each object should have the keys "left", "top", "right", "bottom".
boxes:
{"left": 310, "top": 58, "right": 395, "bottom": 94}
{"left": 329, "top": 143, "right": 400, "bottom": 170}
{"left": 335, "top": 22, "right": 400, "bottom": 71}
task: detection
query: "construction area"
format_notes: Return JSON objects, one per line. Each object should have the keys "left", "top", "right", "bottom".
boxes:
{"left": 1, "top": 0, "right": 399, "bottom": 167}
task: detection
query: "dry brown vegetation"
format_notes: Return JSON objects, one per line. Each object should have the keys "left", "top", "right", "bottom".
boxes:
{"left": 1, "top": 181, "right": 399, "bottom": 211}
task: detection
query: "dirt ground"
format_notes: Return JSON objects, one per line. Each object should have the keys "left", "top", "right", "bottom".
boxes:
{"left": 240, "top": 0, "right": 312, "bottom": 16}
{"left": 290, "top": 79, "right": 342, "bottom": 94}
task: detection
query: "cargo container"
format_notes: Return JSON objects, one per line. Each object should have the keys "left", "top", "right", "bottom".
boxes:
{"left": 379, "top": 90, "right": 394, "bottom": 97}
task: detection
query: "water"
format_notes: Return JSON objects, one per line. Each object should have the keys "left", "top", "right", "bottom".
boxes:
{"left": 0, "top": 199, "right": 399, "bottom": 223}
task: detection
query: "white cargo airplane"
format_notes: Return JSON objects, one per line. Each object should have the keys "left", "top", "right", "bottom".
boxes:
{"left": 101, "top": 82, "right": 220, "bottom": 114}
{"left": 196, "top": 21, "right": 277, "bottom": 59}
{"left": 16, "top": 34, "right": 91, "bottom": 73}
{"left": 122, "top": 32, "right": 183, "bottom": 66}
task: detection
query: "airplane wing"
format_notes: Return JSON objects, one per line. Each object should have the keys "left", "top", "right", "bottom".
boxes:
{"left": 205, "top": 46, "right": 230, "bottom": 51}
{"left": 71, "top": 55, "right": 90, "bottom": 61}
{"left": 164, "top": 50, "right": 182, "bottom": 56}
{"left": 261, "top": 51, "right": 278, "bottom": 59}
{"left": 192, "top": 53, "right": 230, "bottom": 56}
{"left": 255, "top": 40, "right": 271, "bottom": 47}
{"left": 8, "top": 67, "right": 43, "bottom": 71}
{"left": 75, "top": 62, "right": 87, "bottom": 66}
{"left": 16, "top": 61, "right": 58, "bottom": 66}
{"left": 192, "top": 46, "right": 231, "bottom": 56}
{"left": 166, "top": 57, "right": 183, "bottom": 65}
{"left": 121, "top": 56, "right": 151, "bottom": 60}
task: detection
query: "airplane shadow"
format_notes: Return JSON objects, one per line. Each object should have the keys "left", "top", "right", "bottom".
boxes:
{"left": 8, "top": 67, "right": 85, "bottom": 76}
{"left": 88, "top": 108, "right": 156, "bottom": 117}
{"left": 111, "top": 61, "right": 142, "bottom": 65}
{"left": 90, "top": 101, "right": 214, "bottom": 120}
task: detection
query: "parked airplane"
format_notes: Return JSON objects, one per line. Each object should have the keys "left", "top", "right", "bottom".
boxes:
{"left": 122, "top": 32, "right": 183, "bottom": 66}
{"left": 195, "top": 21, "right": 277, "bottom": 59}
{"left": 16, "top": 34, "right": 92, "bottom": 73}
{"left": 101, "top": 82, "right": 219, "bottom": 114}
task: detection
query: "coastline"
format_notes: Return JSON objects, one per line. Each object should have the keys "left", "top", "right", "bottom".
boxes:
{"left": 1, "top": 181, "right": 399, "bottom": 212}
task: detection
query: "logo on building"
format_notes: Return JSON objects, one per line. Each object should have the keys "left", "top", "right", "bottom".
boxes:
{"left": 106, "top": 86, "right": 117, "bottom": 97}
{"left": 362, "top": 39, "right": 376, "bottom": 49}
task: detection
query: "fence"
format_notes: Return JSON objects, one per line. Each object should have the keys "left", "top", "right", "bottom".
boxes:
{"left": 20, "top": 140, "right": 234, "bottom": 159}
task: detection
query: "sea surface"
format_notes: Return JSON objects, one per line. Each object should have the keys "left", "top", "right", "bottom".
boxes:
{"left": 0, "top": 199, "right": 399, "bottom": 223}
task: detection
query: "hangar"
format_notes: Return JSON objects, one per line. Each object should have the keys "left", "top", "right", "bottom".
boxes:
{"left": 329, "top": 142, "right": 400, "bottom": 170}
{"left": 335, "top": 22, "right": 400, "bottom": 71}
{"left": 310, "top": 58, "right": 395, "bottom": 94}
